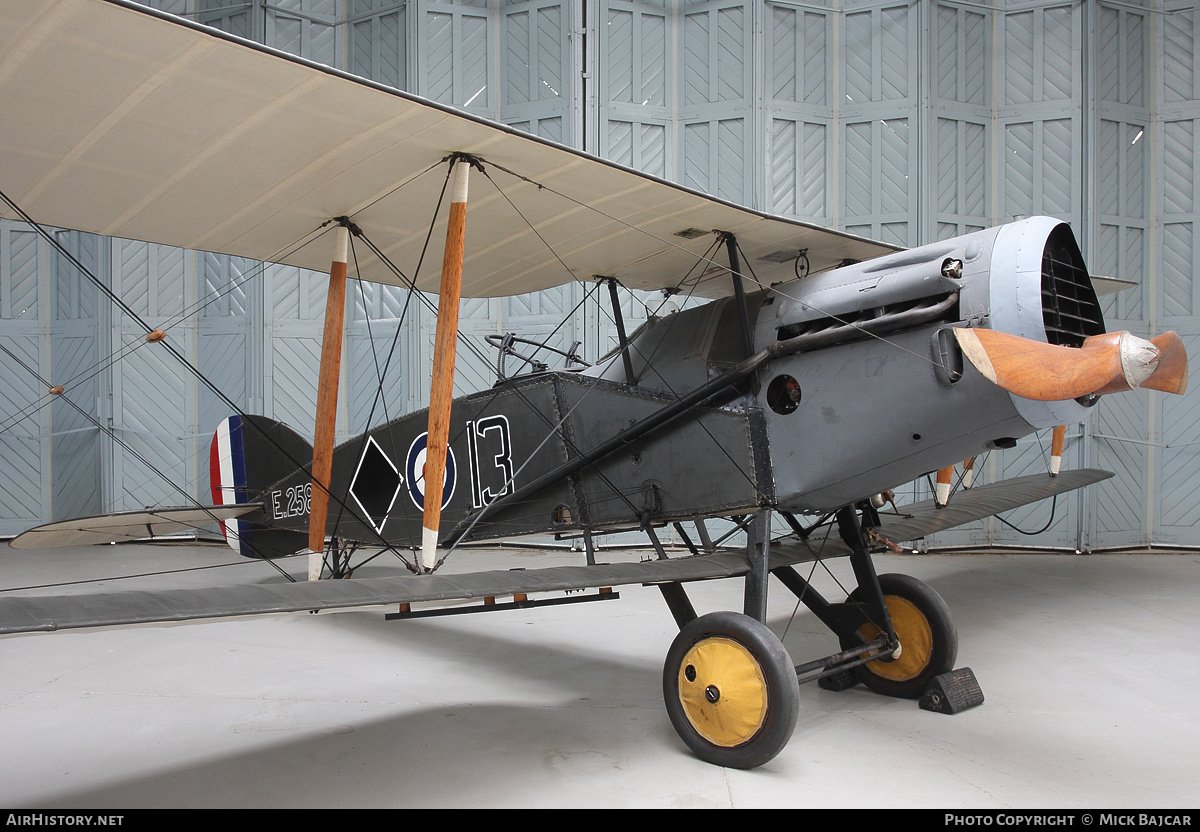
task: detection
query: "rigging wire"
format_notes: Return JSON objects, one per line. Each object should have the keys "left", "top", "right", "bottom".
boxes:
{"left": 349, "top": 227, "right": 652, "bottom": 542}
{"left": 479, "top": 157, "right": 954, "bottom": 376}
{"left": 0, "top": 341, "right": 298, "bottom": 579}
{"left": 473, "top": 167, "right": 767, "bottom": 503}
{"left": 0, "top": 137, "right": 1055, "bottom": 587}
{"left": 0, "top": 192, "right": 439, "bottom": 576}
{"left": 326, "top": 168, "right": 454, "bottom": 573}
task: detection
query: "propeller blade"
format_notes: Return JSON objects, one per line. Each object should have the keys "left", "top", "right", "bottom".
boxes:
{"left": 1141, "top": 331, "right": 1188, "bottom": 395}
{"left": 953, "top": 328, "right": 1161, "bottom": 401}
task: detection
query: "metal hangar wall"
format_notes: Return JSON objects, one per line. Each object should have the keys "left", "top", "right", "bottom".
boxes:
{"left": 0, "top": 0, "right": 1196, "bottom": 550}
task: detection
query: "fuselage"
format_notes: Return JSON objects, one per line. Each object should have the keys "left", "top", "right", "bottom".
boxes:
{"left": 252, "top": 217, "right": 1104, "bottom": 547}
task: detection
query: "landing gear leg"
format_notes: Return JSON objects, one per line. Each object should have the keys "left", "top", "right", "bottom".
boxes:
{"left": 835, "top": 505, "right": 958, "bottom": 698}
{"left": 847, "top": 573, "right": 958, "bottom": 698}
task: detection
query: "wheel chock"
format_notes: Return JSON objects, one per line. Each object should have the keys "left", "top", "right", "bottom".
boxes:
{"left": 818, "top": 668, "right": 860, "bottom": 692}
{"left": 919, "top": 667, "right": 984, "bottom": 714}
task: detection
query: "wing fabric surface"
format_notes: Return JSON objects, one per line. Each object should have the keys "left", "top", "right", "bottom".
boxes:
{"left": 0, "top": 551, "right": 782, "bottom": 635}
{"left": 0, "top": 470, "right": 1109, "bottom": 635}
{"left": 772, "top": 469, "right": 1113, "bottom": 561}
{"left": 0, "top": 0, "right": 896, "bottom": 299}
{"left": 7, "top": 506, "right": 262, "bottom": 549}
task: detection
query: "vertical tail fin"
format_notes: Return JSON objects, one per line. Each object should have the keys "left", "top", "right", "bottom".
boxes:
{"left": 210, "top": 415, "right": 312, "bottom": 559}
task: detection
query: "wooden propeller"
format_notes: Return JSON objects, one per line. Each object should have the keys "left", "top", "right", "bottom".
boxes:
{"left": 1141, "top": 331, "right": 1189, "bottom": 395}
{"left": 954, "top": 327, "right": 1188, "bottom": 401}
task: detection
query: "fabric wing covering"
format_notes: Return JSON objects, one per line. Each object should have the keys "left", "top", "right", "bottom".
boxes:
{"left": 0, "top": 0, "right": 897, "bottom": 299}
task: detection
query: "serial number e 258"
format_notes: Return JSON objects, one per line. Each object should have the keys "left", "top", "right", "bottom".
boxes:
{"left": 269, "top": 483, "right": 311, "bottom": 520}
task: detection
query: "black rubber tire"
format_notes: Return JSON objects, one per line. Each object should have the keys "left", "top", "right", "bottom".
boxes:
{"left": 663, "top": 611, "right": 800, "bottom": 769}
{"left": 846, "top": 573, "right": 958, "bottom": 699}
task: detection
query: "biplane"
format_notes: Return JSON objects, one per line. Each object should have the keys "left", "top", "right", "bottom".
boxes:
{"left": 0, "top": 0, "right": 1189, "bottom": 769}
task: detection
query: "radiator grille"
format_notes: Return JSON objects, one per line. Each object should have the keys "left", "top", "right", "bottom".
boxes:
{"left": 1041, "top": 225, "right": 1105, "bottom": 347}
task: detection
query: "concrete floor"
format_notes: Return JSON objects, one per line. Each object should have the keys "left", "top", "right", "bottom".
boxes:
{"left": 0, "top": 541, "right": 1197, "bottom": 808}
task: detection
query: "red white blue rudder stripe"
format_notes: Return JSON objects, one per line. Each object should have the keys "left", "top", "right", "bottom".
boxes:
{"left": 210, "top": 415, "right": 252, "bottom": 556}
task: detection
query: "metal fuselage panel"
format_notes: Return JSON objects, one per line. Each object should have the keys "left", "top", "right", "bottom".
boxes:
{"left": 757, "top": 325, "right": 1030, "bottom": 511}
{"left": 754, "top": 216, "right": 1102, "bottom": 511}
{"left": 252, "top": 373, "right": 762, "bottom": 548}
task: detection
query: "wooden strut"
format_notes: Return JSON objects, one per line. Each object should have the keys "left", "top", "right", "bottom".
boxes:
{"left": 421, "top": 158, "right": 472, "bottom": 571}
{"left": 307, "top": 224, "right": 350, "bottom": 581}
{"left": 1050, "top": 425, "right": 1066, "bottom": 476}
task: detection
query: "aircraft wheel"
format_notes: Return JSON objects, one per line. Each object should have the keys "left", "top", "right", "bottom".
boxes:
{"left": 847, "top": 573, "right": 958, "bottom": 699}
{"left": 663, "top": 611, "right": 800, "bottom": 769}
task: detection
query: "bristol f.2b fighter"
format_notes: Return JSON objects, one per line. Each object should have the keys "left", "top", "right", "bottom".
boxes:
{"left": 0, "top": 0, "right": 1189, "bottom": 769}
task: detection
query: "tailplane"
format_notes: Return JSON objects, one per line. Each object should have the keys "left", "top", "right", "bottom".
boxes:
{"left": 210, "top": 415, "right": 311, "bottom": 559}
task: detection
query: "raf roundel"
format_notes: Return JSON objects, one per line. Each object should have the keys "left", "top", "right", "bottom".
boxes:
{"left": 405, "top": 432, "right": 457, "bottom": 511}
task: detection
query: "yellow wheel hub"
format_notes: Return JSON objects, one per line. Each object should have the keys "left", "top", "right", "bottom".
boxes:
{"left": 858, "top": 595, "right": 934, "bottom": 682}
{"left": 677, "top": 637, "right": 768, "bottom": 748}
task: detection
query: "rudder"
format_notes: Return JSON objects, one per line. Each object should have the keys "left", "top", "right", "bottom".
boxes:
{"left": 210, "top": 414, "right": 311, "bottom": 559}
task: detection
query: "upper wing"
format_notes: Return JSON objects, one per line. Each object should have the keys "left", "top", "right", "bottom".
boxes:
{"left": 0, "top": 0, "right": 897, "bottom": 299}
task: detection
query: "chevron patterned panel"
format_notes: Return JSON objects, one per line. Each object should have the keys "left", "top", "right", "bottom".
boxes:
{"left": 197, "top": 0, "right": 256, "bottom": 40}
{"left": 606, "top": 6, "right": 634, "bottom": 104}
{"left": 270, "top": 334, "right": 320, "bottom": 435}
{"left": 800, "top": 10, "right": 827, "bottom": 105}
{"left": 146, "top": 1, "right": 188, "bottom": 14}
{"left": 506, "top": 8, "right": 532, "bottom": 104}
{"left": 270, "top": 9, "right": 303, "bottom": 56}
{"left": 1095, "top": 118, "right": 1147, "bottom": 324}
{"left": 199, "top": 331, "right": 251, "bottom": 432}
{"left": 0, "top": 225, "right": 46, "bottom": 528}
{"left": 1098, "top": 119, "right": 1120, "bottom": 217}
{"left": 1041, "top": 118, "right": 1074, "bottom": 218}
{"left": 350, "top": 0, "right": 406, "bottom": 88}
{"left": 681, "top": 9, "right": 705, "bottom": 105}
{"left": 841, "top": 115, "right": 910, "bottom": 243}
{"left": 1162, "top": 7, "right": 1195, "bottom": 104}
{"left": 878, "top": 118, "right": 909, "bottom": 217}
{"left": 879, "top": 5, "right": 909, "bottom": 102}
{"left": 1090, "top": 391, "right": 1150, "bottom": 547}
{"left": 420, "top": 1, "right": 493, "bottom": 112}
{"left": 111, "top": 330, "right": 190, "bottom": 511}
{"left": 4, "top": 228, "right": 38, "bottom": 322}
{"left": 461, "top": 10, "right": 491, "bottom": 112}
{"left": 1162, "top": 222, "right": 1194, "bottom": 319}
{"left": 1120, "top": 226, "right": 1145, "bottom": 323}
{"left": 935, "top": 4, "right": 986, "bottom": 106}
{"left": 0, "top": 332, "right": 44, "bottom": 528}
{"left": 1164, "top": 119, "right": 1195, "bottom": 218}
{"left": 425, "top": 8, "right": 455, "bottom": 103}
{"left": 50, "top": 334, "right": 102, "bottom": 521}
{"left": 347, "top": 324, "right": 408, "bottom": 434}
{"left": 683, "top": 121, "right": 713, "bottom": 197}
{"left": 717, "top": 6, "right": 745, "bottom": 103}
{"left": 769, "top": 120, "right": 796, "bottom": 217}
{"left": 1098, "top": 5, "right": 1145, "bottom": 108}
{"left": 267, "top": 0, "right": 339, "bottom": 64}
{"left": 53, "top": 230, "right": 99, "bottom": 322}
{"left": 770, "top": 5, "right": 798, "bottom": 102}
{"left": 115, "top": 241, "right": 187, "bottom": 319}
{"left": 1004, "top": 10, "right": 1035, "bottom": 106}
{"left": 843, "top": 11, "right": 871, "bottom": 104}
{"left": 1157, "top": 334, "right": 1200, "bottom": 543}
{"left": 1041, "top": 6, "right": 1074, "bottom": 102}
{"left": 843, "top": 121, "right": 873, "bottom": 219}
{"left": 202, "top": 253, "right": 253, "bottom": 319}
{"left": 537, "top": 5, "right": 565, "bottom": 103}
